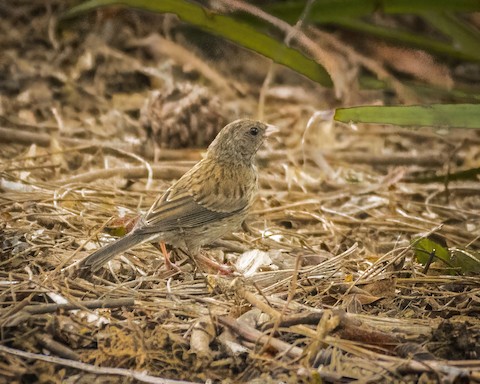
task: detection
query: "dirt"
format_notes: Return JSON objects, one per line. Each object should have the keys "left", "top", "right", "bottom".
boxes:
{"left": 0, "top": 2, "right": 479, "bottom": 383}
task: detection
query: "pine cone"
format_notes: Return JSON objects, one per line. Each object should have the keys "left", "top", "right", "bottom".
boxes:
{"left": 140, "top": 83, "right": 227, "bottom": 149}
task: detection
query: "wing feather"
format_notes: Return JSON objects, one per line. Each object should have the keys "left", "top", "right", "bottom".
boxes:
{"left": 136, "top": 158, "right": 256, "bottom": 235}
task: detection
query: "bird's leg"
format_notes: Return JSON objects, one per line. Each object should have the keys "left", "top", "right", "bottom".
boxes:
{"left": 153, "top": 242, "right": 180, "bottom": 271}
{"left": 177, "top": 247, "right": 233, "bottom": 275}
{"left": 160, "top": 242, "right": 173, "bottom": 270}
{"left": 196, "top": 252, "right": 233, "bottom": 275}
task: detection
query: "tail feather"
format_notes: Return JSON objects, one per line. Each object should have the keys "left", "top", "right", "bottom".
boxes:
{"left": 80, "top": 233, "right": 154, "bottom": 272}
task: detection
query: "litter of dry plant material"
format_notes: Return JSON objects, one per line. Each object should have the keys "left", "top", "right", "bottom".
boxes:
{"left": 1, "top": 2, "right": 479, "bottom": 383}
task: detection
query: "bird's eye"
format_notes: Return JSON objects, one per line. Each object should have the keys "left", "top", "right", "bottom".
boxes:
{"left": 249, "top": 127, "right": 259, "bottom": 136}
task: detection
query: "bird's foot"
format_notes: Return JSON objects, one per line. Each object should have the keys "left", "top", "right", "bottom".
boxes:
{"left": 197, "top": 252, "right": 233, "bottom": 275}
{"left": 156, "top": 242, "right": 182, "bottom": 272}
{"left": 164, "top": 255, "right": 182, "bottom": 272}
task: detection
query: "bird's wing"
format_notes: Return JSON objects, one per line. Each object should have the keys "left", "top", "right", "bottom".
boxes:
{"left": 139, "top": 190, "right": 239, "bottom": 234}
{"left": 138, "top": 159, "right": 255, "bottom": 233}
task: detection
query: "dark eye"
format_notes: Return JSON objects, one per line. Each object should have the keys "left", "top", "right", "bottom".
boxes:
{"left": 249, "top": 127, "right": 259, "bottom": 136}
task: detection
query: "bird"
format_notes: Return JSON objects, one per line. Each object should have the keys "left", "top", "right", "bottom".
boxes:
{"left": 78, "top": 119, "right": 277, "bottom": 273}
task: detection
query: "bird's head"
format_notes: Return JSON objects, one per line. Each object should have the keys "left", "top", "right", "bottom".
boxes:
{"left": 207, "top": 119, "right": 278, "bottom": 166}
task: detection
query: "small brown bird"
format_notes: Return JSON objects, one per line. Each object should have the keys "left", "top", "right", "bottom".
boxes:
{"left": 79, "top": 119, "right": 277, "bottom": 273}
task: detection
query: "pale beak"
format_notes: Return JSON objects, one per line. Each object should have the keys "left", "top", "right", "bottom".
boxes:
{"left": 265, "top": 124, "right": 280, "bottom": 136}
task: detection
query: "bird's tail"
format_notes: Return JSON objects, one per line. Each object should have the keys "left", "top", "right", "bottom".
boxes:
{"left": 79, "top": 232, "right": 154, "bottom": 272}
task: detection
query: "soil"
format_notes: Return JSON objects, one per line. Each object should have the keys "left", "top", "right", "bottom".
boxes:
{"left": 0, "top": 2, "right": 479, "bottom": 383}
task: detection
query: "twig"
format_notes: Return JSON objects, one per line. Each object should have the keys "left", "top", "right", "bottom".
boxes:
{"left": 0, "top": 126, "right": 132, "bottom": 151}
{"left": 242, "top": 289, "right": 400, "bottom": 347}
{"left": 330, "top": 152, "right": 447, "bottom": 167}
{"left": 263, "top": 251, "right": 302, "bottom": 354}
{"left": 217, "top": 315, "right": 366, "bottom": 382}
{"left": 309, "top": 28, "right": 415, "bottom": 103}
{"left": 262, "top": 311, "right": 325, "bottom": 328}
{"left": 257, "top": 60, "right": 275, "bottom": 121}
{"left": 57, "top": 165, "right": 189, "bottom": 185}
{"left": 0, "top": 345, "right": 197, "bottom": 384}
{"left": 217, "top": 315, "right": 303, "bottom": 359}
{"left": 23, "top": 297, "right": 135, "bottom": 315}
{"left": 35, "top": 333, "right": 81, "bottom": 361}
{"left": 211, "top": 239, "right": 249, "bottom": 254}
{"left": 56, "top": 217, "right": 114, "bottom": 272}
{"left": 240, "top": 289, "right": 317, "bottom": 339}
{"left": 0, "top": 126, "right": 202, "bottom": 161}
{"left": 377, "top": 355, "right": 472, "bottom": 381}
{"left": 128, "top": 34, "right": 243, "bottom": 96}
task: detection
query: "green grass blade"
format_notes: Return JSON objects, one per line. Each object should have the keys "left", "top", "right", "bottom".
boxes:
{"left": 333, "top": 18, "right": 480, "bottom": 61}
{"left": 334, "top": 104, "right": 480, "bottom": 129}
{"left": 268, "top": 0, "right": 480, "bottom": 24}
{"left": 359, "top": 76, "right": 480, "bottom": 102}
{"left": 63, "top": 0, "right": 332, "bottom": 86}
{"left": 422, "top": 12, "right": 480, "bottom": 60}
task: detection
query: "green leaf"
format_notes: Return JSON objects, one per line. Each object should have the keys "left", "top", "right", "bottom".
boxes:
{"left": 359, "top": 76, "right": 480, "bottom": 102}
{"left": 334, "top": 104, "right": 480, "bottom": 129}
{"left": 412, "top": 237, "right": 480, "bottom": 275}
{"left": 268, "top": 0, "right": 480, "bottom": 24}
{"left": 413, "top": 237, "right": 450, "bottom": 265}
{"left": 332, "top": 17, "right": 480, "bottom": 61}
{"left": 422, "top": 12, "right": 480, "bottom": 61}
{"left": 450, "top": 248, "right": 480, "bottom": 274}
{"left": 62, "top": 0, "right": 332, "bottom": 86}
{"left": 268, "top": 2, "right": 480, "bottom": 62}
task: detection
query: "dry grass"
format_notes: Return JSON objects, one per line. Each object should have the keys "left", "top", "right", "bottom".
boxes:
{"left": 0, "top": 2, "right": 479, "bottom": 383}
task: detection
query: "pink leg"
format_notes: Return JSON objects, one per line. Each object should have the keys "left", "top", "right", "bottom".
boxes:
{"left": 155, "top": 242, "right": 180, "bottom": 271}
{"left": 196, "top": 252, "right": 233, "bottom": 275}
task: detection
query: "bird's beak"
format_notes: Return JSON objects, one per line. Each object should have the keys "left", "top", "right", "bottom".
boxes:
{"left": 265, "top": 124, "right": 279, "bottom": 137}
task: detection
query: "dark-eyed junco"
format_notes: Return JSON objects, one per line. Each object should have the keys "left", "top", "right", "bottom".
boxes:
{"left": 79, "top": 119, "right": 277, "bottom": 273}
